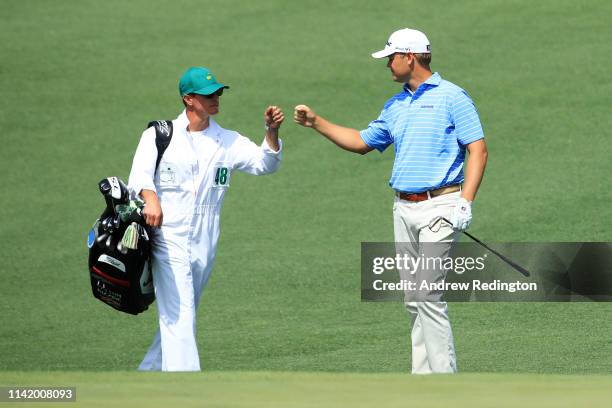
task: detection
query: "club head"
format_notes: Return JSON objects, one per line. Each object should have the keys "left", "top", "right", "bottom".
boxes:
{"left": 99, "top": 178, "right": 112, "bottom": 195}
{"left": 105, "top": 234, "right": 114, "bottom": 251}
{"left": 112, "top": 214, "right": 121, "bottom": 231}
{"left": 115, "top": 178, "right": 129, "bottom": 203}
{"left": 99, "top": 177, "right": 130, "bottom": 214}
{"left": 101, "top": 217, "right": 111, "bottom": 232}
{"left": 427, "top": 216, "right": 452, "bottom": 233}
{"left": 96, "top": 232, "right": 109, "bottom": 245}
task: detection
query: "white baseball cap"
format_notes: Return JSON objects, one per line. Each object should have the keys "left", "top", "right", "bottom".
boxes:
{"left": 371, "top": 28, "right": 431, "bottom": 58}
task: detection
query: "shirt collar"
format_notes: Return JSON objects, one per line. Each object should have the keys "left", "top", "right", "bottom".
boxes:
{"left": 403, "top": 72, "right": 442, "bottom": 94}
{"left": 176, "top": 109, "right": 188, "bottom": 129}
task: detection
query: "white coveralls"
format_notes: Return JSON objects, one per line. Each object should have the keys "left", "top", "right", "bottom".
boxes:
{"left": 128, "top": 112, "right": 282, "bottom": 371}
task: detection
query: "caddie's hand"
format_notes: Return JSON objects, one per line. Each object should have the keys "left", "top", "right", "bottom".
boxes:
{"left": 450, "top": 198, "right": 472, "bottom": 231}
{"left": 140, "top": 190, "right": 163, "bottom": 227}
{"left": 264, "top": 106, "right": 284, "bottom": 129}
{"left": 293, "top": 105, "right": 317, "bottom": 128}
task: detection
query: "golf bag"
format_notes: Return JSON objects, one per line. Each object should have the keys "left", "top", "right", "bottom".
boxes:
{"left": 87, "top": 120, "right": 173, "bottom": 315}
{"left": 87, "top": 177, "right": 154, "bottom": 314}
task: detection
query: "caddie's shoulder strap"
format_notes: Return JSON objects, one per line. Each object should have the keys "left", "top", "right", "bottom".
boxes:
{"left": 145, "top": 120, "right": 173, "bottom": 173}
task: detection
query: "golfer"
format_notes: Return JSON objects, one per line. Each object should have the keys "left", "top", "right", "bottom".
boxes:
{"left": 294, "top": 28, "right": 487, "bottom": 374}
{"left": 128, "top": 66, "right": 284, "bottom": 371}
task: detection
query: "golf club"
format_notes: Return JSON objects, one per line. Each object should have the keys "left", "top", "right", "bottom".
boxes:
{"left": 430, "top": 217, "right": 531, "bottom": 277}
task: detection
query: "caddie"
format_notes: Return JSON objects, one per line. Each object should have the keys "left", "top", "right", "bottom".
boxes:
{"left": 128, "top": 66, "right": 284, "bottom": 371}
{"left": 294, "top": 28, "right": 488, "bottom": 374}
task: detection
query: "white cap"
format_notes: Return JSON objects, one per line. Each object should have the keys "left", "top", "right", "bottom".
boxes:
{"left": 371, "top": 28, "right": 431, "bottom": 58}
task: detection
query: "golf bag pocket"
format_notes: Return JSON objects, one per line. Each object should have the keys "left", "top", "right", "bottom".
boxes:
{"left": 88, "top": 225, "right": 154, "bottom": 314}
{"left": 90, "top": 261, "right": 131, "bottom": 311}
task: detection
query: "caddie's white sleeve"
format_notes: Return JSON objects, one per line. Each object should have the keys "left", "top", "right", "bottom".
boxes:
{"left": 232, "top": 134, "right": 282, "bottom": 175}
{"left": 127, "top": 127, "right": 157, "bottom": 196}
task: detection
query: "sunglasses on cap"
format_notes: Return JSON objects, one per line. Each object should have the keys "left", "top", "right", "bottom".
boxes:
{"left": 203, "top": 88, "right": 224, "bottom": 98}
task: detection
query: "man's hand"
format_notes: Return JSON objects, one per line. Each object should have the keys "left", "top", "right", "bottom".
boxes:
{"left": 140, "top": 189, "right": 163, "bottom": 227}
{"left": 264, "top": 106, "right": 284, "bottom": 129}
{"left": 450, "top": 197, "right": 472, "bottom": 231}
{"left": 293, "top": 105, "right": 317, "bottom": 128}
{"left": 292, "top": 104, "right": 372, "bottom": 154}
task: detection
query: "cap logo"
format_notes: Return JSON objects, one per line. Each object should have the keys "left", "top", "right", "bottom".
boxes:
{"left": 427, "top": 45, "right": 431, "bottom": 51}
{"left": 386, "top": 41, "right": 391, "bottom": 46}
{"left": 206, "top": 75, "right": 212, "bottom": 80}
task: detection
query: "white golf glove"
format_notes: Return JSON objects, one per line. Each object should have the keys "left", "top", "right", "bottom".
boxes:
{"left": 450, "top": 198, "right": 472, "bottom": 231}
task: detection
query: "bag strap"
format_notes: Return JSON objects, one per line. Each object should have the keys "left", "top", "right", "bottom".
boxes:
{"left": 146, "top": 120, "right": 174, "bottom": 173}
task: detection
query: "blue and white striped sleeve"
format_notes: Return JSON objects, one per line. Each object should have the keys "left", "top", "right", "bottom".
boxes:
{"left": 451, "top": 91, "right": 484, "bottom": 146}
{"left": 359, "top": 110, "right": 393, "bottom": 152}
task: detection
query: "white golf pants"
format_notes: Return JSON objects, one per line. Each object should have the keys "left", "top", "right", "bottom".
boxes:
{"left": 393, "top": 192, "right": 460, "bottom": 374}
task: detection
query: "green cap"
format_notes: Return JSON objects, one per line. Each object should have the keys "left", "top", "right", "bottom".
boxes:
{"left": 178, "top": 66, "right": 229, "bottom": 96}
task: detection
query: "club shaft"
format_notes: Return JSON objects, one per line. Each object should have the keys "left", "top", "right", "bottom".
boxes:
{"left": 462, "top": 231, "right": 531, "bottom": 277}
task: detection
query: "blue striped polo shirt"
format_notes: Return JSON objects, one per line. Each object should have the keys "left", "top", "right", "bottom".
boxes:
{"left": 360, "top": 72, "right": 484, "bottom": 193}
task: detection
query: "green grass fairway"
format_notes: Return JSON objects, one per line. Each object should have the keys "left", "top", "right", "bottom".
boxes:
{"left": 1, "top": 371, "right": 611, "bottom": 408}
{"left": 1, "top": 0, "right": 611, "bottom": 404}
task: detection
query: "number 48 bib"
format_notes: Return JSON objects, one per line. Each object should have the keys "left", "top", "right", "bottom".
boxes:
{"left": 213, "top": 165, "right": 231, "bottom": 187}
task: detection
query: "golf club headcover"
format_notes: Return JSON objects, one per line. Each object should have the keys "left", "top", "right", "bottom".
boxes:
{"left": 146, "top": 120, "right": 173, "bottom": 173}
{"left": 98, "top": 177, "right": 130, "bottom": 220}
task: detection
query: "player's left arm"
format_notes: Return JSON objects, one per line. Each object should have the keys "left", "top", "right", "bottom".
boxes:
{"left": 449, "top": 90, "right": 487, "bottom": 231}
{"left": 462, "top": 139, "right": 488, "bottom": 202}
{"left": 451, "top": 90, "right": 487, "bottom": 202}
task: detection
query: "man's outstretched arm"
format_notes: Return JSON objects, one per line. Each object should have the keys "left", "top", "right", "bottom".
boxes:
{"left": 294, "top": 105, "right": 373, "bottom": 155}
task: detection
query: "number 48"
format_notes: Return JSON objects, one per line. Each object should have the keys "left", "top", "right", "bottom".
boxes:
{"left": 214, "top": 167, "right": 228, "bottom": 185}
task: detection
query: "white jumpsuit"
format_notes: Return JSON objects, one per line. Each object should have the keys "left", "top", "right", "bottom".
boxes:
{"left": 128, "top": 112, "right": 282, "bottom": 371}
